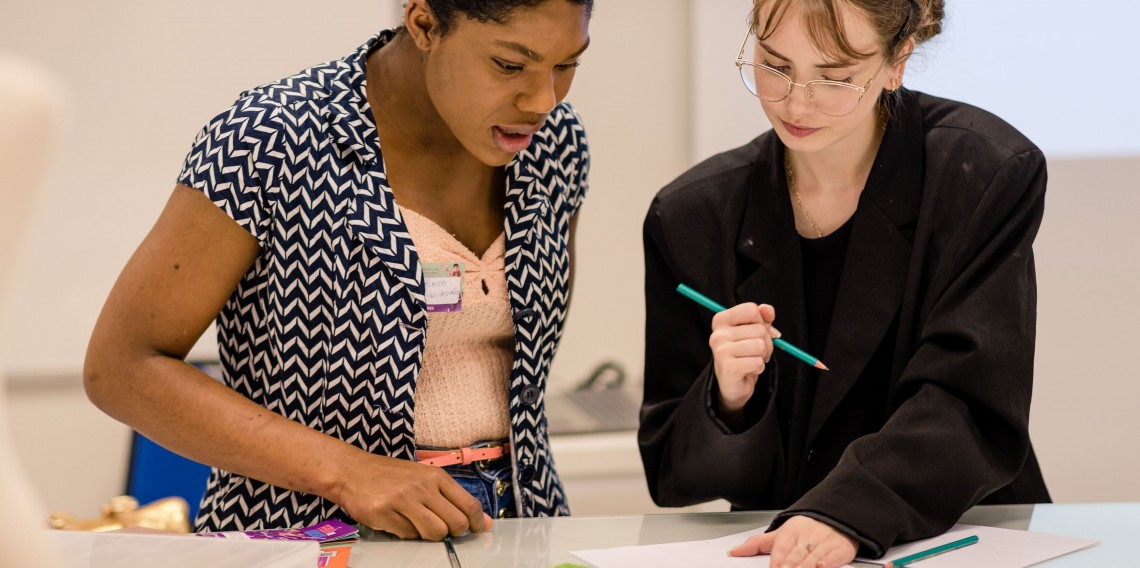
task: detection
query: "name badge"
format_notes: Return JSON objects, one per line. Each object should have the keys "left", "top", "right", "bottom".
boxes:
{"left": 424, "top": 262, "right": 464, "bottom": 312}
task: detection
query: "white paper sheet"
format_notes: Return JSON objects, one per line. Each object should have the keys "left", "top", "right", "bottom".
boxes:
{"left": 571, "top": 526, "right": 853, "bottom": 568}
{"left": 44, "top": 530, "right": 320, "bottom": 568}
{"left": 571, "top": 523, "right": 1098, "bottom": 568}
{"left": 869, "top": 523, "right": 1098, "bottom": 567}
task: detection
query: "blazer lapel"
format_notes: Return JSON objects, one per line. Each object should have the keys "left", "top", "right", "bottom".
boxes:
{"left": 342, "top": 154, "right": 424, "bottom": 309}
{"left": 735, "top": 138, "right": 810, "bottom": 377}
{"left": 329, "top": 37, "right": 426, "bottom": 311}
{"left": 806, "top": 93, "right": 925, "bottom": 445}
{"left": 503, "top": 150, "right": 552, "bottom": 311}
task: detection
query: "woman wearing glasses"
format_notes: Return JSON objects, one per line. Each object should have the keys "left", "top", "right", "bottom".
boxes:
{"left": 639, "top": 0, "right": 1049, "bottom": 566}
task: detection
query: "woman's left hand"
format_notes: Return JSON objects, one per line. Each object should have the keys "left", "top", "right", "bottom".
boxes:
{"left": 728, "top": 515, "right": 857, "bottom": 568}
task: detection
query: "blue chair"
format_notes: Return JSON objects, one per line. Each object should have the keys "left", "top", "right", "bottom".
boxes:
{"left": 125, "top": 431, "right": 212, "bottom": 521}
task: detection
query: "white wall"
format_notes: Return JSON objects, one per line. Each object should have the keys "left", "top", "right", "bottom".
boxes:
{"left": 2, "top": 0, "right": 1138, "bottom": 520}
{"left": 691, "top": 0, "right": 769, "bottom": 164}
{"left": 1, "top": 0, "right": 404, "bottom": 375}
{"left": 1031, "top": 156, "right": 1140, "bottom": 502}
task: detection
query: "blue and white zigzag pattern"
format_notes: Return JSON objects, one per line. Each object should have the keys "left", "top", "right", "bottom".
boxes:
{"left": 177, "top": 30, "right": 588, "bottom": 531}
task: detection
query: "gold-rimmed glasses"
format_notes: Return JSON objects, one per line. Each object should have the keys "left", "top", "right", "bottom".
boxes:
{"left": 735, "top": 31, "right": 888, "bottom": 117}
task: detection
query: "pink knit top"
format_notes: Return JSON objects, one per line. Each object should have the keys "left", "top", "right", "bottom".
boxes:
{"left": 400, "top": 206, "right": 514, "bottom": 448}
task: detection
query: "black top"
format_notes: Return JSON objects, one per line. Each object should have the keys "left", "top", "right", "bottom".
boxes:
{"left": 800, "top": 219, "right": 853, "bottom": 355}
{"left": 639, "top": 89, "right": 1051, "bottom": 556}
{"left": 777, "top": 219, "right": 853, "bottom": 497}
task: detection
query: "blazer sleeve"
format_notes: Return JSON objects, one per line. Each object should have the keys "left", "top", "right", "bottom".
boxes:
{"left": 773, "top": 148, "right": 1048, "bottom": 554}
{"left": 638, "top": 196, "right": 785, "bottom": 509}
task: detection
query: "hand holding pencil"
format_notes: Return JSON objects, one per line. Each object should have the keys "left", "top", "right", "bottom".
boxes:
{"left": 707, "top": 299, "right": 782, "bottom": 414}
{"left": 676, "top": 284, "right": 828, "bottom": 418}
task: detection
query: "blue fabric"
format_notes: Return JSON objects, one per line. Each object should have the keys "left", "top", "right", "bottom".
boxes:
{"left": 446, "top": 457, "right": 517, "bottom": 520}
{"left": 127, "top": 433, "right": 211, "bottom": 520}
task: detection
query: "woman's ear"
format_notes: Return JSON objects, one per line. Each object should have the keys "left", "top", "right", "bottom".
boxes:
{"left": 890, "top": 36, "right": 916, "bottom": 89}
{"left": 404, "top": 0, "right": 439, "bottom": 52}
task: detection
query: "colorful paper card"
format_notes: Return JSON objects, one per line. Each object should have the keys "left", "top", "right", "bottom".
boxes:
{"left": 196, "top": 519, "right": 358, "bottom": 544}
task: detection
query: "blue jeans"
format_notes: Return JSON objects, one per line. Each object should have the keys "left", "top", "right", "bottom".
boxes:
{"left": 442, "top": 454, "right": 516, "bottom": 520}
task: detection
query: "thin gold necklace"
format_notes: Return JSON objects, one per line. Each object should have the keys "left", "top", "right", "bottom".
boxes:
{"left": 785, "top": 154, "right": 823, "bottom": 238}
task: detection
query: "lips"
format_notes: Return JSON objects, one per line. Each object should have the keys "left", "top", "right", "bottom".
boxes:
{"left": 781, "top": 121, "right": 819, "bottom": 138}
{"left": 493, "top": 124, "right": 542, "bottom": 154}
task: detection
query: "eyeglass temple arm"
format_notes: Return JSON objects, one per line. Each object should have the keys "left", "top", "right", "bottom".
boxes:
{"left": 736, "top": 32, "right": 750, "bottom": 63}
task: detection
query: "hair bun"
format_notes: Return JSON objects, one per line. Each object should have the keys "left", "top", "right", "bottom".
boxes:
{"left": 914, "top": 0, "right": 945, "bottom": 43}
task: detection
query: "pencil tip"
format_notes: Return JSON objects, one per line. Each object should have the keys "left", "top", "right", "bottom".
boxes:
{"left": 816, "top": 361, "right": 829, "bottom": 371}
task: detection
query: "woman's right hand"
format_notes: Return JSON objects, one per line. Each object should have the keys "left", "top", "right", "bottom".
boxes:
{"left": 709, "top": 303, "right": 779, "bottom": 416}
{"left": 334, "top": 453, "right": 493, "bottom": 541}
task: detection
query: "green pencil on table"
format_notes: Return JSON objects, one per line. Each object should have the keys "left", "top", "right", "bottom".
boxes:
{"left": 884, "top": 534, "right": 979, "bottom": 567}
{"left": 675, "top": 283, "right": 828, "bottom": 371}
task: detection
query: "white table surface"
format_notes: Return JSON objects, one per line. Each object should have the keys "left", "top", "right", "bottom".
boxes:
{"left": 348, "top": 503, "right": 1137, "bottom": 567}
{"left": 47, "top": 503, "right": 1136, "bottom": 567}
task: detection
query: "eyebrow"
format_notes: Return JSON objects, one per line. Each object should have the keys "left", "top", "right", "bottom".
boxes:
{"left": 494, "top": 37, "right": 591, "bottom": 63}
{"left": 759, "top": 42, "right": 859, "bottom": 69}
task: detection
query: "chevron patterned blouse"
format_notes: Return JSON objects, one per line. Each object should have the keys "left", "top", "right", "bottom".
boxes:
{"left": 176, "top": 30, "right": 589, "bottom": 531}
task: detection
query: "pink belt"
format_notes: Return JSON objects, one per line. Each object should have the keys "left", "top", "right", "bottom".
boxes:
{"left": 417, "top": 443, "right": 510, "bottom": 467}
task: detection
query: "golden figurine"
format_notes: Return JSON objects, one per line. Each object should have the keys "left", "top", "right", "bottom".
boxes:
{"left": 49, "top": 495, "right": 191, "bottom": 533}
{"left": 47, "top": 512, "right": 123, "bottom": 532}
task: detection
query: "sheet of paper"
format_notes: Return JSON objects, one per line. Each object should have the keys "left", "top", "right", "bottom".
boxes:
{"left": 571, "top": 523, "right": 1098, "bottom": 568}
{"left": 571, "top": 526, "right": 854, "bottom": 568}
{"left": 45, "top": 530, "right": 320, "bottom": 568}
{"left": 866, "top": 523, "right": 1098, "bottom": 567}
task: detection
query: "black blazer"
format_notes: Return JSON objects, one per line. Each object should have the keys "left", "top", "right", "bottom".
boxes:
{"left": 639, "top": 90, "right": 1050, "bottom": 556}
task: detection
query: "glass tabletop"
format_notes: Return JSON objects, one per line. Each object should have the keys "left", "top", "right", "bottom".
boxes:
{"left": 351, "top": 503, "right": 1139, "bottom": 567}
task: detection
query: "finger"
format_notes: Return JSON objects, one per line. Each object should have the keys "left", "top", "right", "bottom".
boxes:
{"left": 728, "top": 532, "right": 773, "bottom": 557}
{"left": 713, "top": 337, "right": 772, "bottom": 360}
{"left": 769, "top": 532, "right": 800, "bottom": 568}
{"left": 712, "top": 303, "right": 763, "bottom": 328}
{"left": 817, "top": 546, "right": 856, "bottom": 568}
{"left": 723, "top": 357, "right": 766, "bottom": 383}
{"left": 800, "top": 544, "right": 828, "bottom": 568}
{"left": 373, "top": 511, "right": 419, "bottom": 540}
{"left": 402, "top": 503, "right": 451, "bottom": 541}
{"left": 762, "top": 334, "right": 775, "bottom": 363}
{"left": 770, "top": 325, "right": 782, "bottom": 339}
{"left": 437, "top": 477, "right": 488, "bottom": 532}
{"left": 424, "top": 492, "right": 475, "bottom": 537}
{"left": 757, "top": 303, "right": 776, "bottom": 324}
{"left": 482, "top": 513, "right": 494, "bottom": 531}
{"left": 714, "top": 322, "right": 776, "bottom": 344}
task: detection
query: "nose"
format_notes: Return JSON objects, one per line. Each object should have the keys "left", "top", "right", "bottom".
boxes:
{"left": 516, "top": 71, "right": 559, "bottom": 116}
{"left": 784, "top": 80, "right": 812, "bottom": 119}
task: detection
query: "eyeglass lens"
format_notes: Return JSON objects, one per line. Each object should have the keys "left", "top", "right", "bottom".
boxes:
{"left": 739, "top": 64, "right": 864, "bottom": 117}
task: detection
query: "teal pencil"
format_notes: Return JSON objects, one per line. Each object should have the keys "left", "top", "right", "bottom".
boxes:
{"left": 884, "top": 535, "right": 979, "bottom": 568}
{"left": 675, "top": 283, "right": 828, "bottom": 371}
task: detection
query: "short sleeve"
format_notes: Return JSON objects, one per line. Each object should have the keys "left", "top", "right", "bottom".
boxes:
{"left": 176, "top": 96, "right": 283, "bottom": 245}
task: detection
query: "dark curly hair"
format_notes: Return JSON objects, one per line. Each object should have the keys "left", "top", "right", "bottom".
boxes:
{"left": 420, "top": 0, "right": 595, "bottom": 36}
